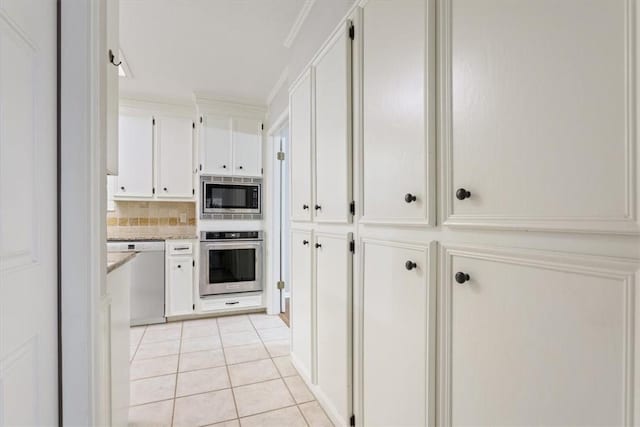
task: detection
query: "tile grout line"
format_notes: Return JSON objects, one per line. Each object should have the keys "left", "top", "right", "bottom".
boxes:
{"left": 218, "top": 317, "right": 241, "bottom": 421}
{"left": 130, "top": 325, "right": 148, "bottom": 363}
{"left": 170, "top": 321, "right": 184, "bottom": 427}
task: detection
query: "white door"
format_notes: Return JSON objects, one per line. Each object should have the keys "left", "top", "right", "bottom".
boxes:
{"left": 314, "top": 23, "right": 352, "bottom": 224}
{"left": 200, "top": 115, "right": 232, "bottom": 176}
{"left": 315, "top": 232, "right": 352, "bottom": 425}
{"left": 166, "top": 257, "right": 194, "bottom": 316}
{"left": 233, "top": 117, "right": 262, "bottom": 177}
{"left": 440, "top": 245, "right": 638, "bottom": 426}
{"left": 156, "top": 115, "right": 194, "bottom": 198}
{"left": 444, "top": 0, "right": 636, "bottom": 234}
{"left": 289, "top": 70, "right": 313, "bottom": 222}
{"left": 290, "top": 230, "right": 313, "bottom": 381}
{"left": 0, "top": 1, "right": 59, "bottom": 424}
{"left": 116, "top": 113, "right": 154, "bottom": 198}
{"left": 361, "top": 0, "right": 431, "bottom": 225}
{"left": 361, "top": 240, "right": 433, "bottom": 426}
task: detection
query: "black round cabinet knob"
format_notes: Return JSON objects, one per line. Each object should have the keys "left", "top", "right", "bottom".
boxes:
{"left": 315, "top": 205, "right": 322, "bottom": 210}
{"left": 405, "top": 261, "right": 417, "bottom": 271}
{"left": 120, "top": 186, "right": 125, "bottom": 191}
{"left": 455, "top": 272, "right": 470, "bottom": 284}
{"left": 303, "top": 204, "right": 309, "bottom": 210}
{"left": 302, "top": 240, "right": 309, "bottom": 245}
{"left": 404, "top": 193, "right": 417, "bottom": 203}
{"left": 315, "top": 243, "right": 322, "bottom": 248}
{"left": 239, "top": 166, "right": 243, "bottom": 169}
{"left": 456, "top": 188, "right": 471, "bottom": 200}
{"left": 222, "top": 165, "right": 227, "bottom": 169}
{"left": 163, "top": 187, "right": 168, "bottom": 191}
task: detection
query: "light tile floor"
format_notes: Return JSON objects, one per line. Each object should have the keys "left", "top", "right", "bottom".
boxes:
{"left": 129, "top": 313, "right": 334, "bottom": 427}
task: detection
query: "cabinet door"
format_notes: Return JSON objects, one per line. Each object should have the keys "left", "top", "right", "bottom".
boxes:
{"left": 362, "top": 240, "right": 432, "bottom": 427}
{"left": 361, "top": 0, "right": 431, "bottom": 225}
{"left": 200, "top": 115, "right": 232, "bottom": 175}
{"left": 166, "top": 257, "right": 194, "bottom": 317}
{"left": 315, "top": 232, "right": 352, "bottom": 425}
{"left": 105, "top": 0, "right": 119, "bottom": 175}
{"left": 290, "top": 230, "right": 313, "bottom": 381}
{"left": 232, "top": 118, "right": 262, "bottom": 177}
{"left": 314, "top": 24, "right": 352, "bottom": 223}
{"left": 440, "top": 245, "right": 638, "bottom": 426}
{"left": 116, "top": 114, "right": 154, "bottom": 198}
{"left": 289, "top": 71, "right": 313, "bottom": 222}
{"left": 444, "top": 0, "right": 635, "bottom": 233}
{"left": 156, "top": 115, "right": 194, "bottom": 198}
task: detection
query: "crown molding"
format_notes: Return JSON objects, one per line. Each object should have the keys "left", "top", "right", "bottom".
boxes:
{"left": 266, "top": 66, "right": 289, "bottom": 106}
{"left": 193, "top": 92, "right": 267, "bottom": 119}
{"left": 284, "top": 0, "right": 317, "bottom": 48}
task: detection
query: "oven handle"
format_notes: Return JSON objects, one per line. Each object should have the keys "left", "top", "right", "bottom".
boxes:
{"left": 201, "top": 242, "right": 263, "bottom": 250}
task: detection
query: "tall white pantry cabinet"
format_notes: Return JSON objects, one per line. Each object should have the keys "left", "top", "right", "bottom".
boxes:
{"left": 288, "top": 0, "right": 640, "bottom": 426}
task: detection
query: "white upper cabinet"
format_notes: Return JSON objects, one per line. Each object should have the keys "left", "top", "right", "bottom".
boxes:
{"left": 200, "top": 115, "right": 233, "bottom": 175}
{"left": 290, "top": 70, "right": 313, "bottom": 222}
{"left": 116, "top": 113, "right": 154, "bottom": 198}
{"left": 156, "top": 115, "right": 194, "bottom": 198}
{"left": 362, "top": 239, "right": 433, "bottom": 427}
{"left": 232, "top": 117, "right": 262, "bottom": 177}
{"left": 314, "top": 23, "right": 353, "bottom": 224}
{"left": 361, "top": 0, "right": 433, "bottom": 226}
{"left": 439, "top": 245, "right": 638, "bottom": 425}
{"left": 442, "top": 0, "right": 638, "bottom": 234}
{"left": 105, "top": 0, "right": 119, "bottom": 175}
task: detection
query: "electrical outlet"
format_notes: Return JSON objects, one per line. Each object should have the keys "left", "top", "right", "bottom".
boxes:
{"left": 179, "top": 213, "right": 187, "bottom": 224}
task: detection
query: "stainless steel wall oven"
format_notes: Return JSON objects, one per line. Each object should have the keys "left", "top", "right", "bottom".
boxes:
{"left": 199, "top": 231, "right": 263, "bottom": 296}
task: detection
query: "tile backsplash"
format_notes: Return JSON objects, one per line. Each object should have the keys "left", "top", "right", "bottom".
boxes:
{"left": 107, "top": 201, "right": 196, "bottom": 239}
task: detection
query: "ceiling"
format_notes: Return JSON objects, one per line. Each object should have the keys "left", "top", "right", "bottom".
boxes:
{"left": 119, "top": 0, "right": 304, "bottom": 105}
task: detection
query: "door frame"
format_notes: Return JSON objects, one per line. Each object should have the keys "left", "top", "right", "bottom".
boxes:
{"left": 266, "top": 110, "right": 289, "bottom": 315}
{"left": 60, "top": 0, "right": 108, "bottom": 424}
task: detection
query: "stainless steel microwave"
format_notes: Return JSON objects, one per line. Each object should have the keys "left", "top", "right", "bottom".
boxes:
{"left": 200, "top": 175, "right": 262, "bottom": 219}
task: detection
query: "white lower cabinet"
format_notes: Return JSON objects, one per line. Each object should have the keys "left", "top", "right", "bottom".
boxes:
{"left": 165, "top": 240, "right": 195, "bottom": 317}
{"left": 440, "top": 245, "right": 638, "bottom": 426}
{"left": 361, "top": 239, "right": 433, "bottom": 427}
{"left": 290, "top": 230, "right": 314, "bottom": 380}
{"left": 315, "top": 232, "right": 353, "bottom": 425}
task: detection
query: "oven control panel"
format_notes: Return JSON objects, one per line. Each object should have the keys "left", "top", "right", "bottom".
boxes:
{"left": 200, "top": 231, "right": 263, "bottom": 241}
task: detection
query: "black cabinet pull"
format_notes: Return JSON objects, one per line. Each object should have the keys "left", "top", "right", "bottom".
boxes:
{"left": 303, "top": 204, "right": 309, "bottom": 210}
{"left": 239, "top": 166, "right": 244, "bottom": 170}
{"left": 456, "top": 188, "right": 471, "bottom": 200}
{"left": 314, "top": 205, "right": 322, "bottom": 211}
{"left": 225, "top": 301, "right": 239, "bottom": 305}
{"left": 177, "top": 265, "right": 182, "bottom": 269}
{"left": 455, "top": 272, "right": 470, "bottom": 284}
{"left": 120, "top": 186, "right": 125, "bottom": 191}
{"left": 163, "top": 187, "right": 168, "bottom": 191}
{"left": 222, "top": 165, "right": 227, "bottom": 169}
{"left": 303, "top": 240, "right": 309, "bottom": 245}
{"left": 315, "top": 243, "right": 322, "bottom": 248}
{"left": 405, "top": 261, "right": 417, "bottom": 271}
{"left": 404, "top": 193, "right": 417, "bottom": 203}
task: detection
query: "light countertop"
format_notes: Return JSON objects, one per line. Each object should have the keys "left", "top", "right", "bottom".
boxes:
{"left": 107, "top": 252, "right": 136, "bottom": 273}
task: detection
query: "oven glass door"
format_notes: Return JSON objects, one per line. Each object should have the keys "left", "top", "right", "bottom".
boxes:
{"left": 203, "top": 183, "right": 260, "bottom": 213}
{"left": 200, "top": 242, "right": 263, "bottom": 296}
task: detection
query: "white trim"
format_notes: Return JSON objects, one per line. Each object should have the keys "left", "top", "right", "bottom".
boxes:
{"left": 117, "top": 48, "right": 132, "bottom": 79}
{"left": 193, "top": 93, "right": 266, "bottom": 120}
{"left": 283, "top": 0, "right": 317, "bottom": 48}
{"left": 266, "top": 66, "right": 289, "bottom": 106}
{"left": 267, "top": 108, "right": 289, "bottom": 136}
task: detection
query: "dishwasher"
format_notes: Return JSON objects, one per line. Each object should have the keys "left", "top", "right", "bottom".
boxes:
{"left": 107, "top": 240, "right": 166, "bottom": 326}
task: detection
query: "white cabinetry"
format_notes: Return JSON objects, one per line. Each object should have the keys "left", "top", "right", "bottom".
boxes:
{"left": 156, "top": 115, "right": 194, "bottom": 198}
{"left": 361, "top": 0, "right": 432, "bottom": 225}
{"left": 199, "top": 114, "right": 263, "bottom": 177}
{"left": 200, "top": 115, "right": 233, "bottom": 176}
{"left": 361, "top": 239, "right": 433, "bottom": 426}
{"left": 314, "top": 24, "right": 352, "bottom": 224}
{"left": 290, "top": 230, "right": 314, "bottom": 381}
{"left": 289, "top": 70, "right": 313, "bottom": 222}
{"left": 439, "top": 245, "right": 638, "bottom": 425}
{"left": 315, "top": 232, "right": 352, "bottom": 425}
{"left": 233, "top": 118, "right": 262, "bottom": 177}
{"left": 165, "top": 240, "right": 195, "bottom": 317}
{"left": 116, "top": 113, "right": 154, "bottom": 198}
{"left": 441, "top": 0, "right": 637, "bottom": 234}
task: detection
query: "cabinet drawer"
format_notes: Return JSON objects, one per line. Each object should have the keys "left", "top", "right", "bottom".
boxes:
{"left": 200, "top": 294, "right": 263, "bottom": 312}
{"left": 167, "top": 241, "right": 193, "bottom": 255}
